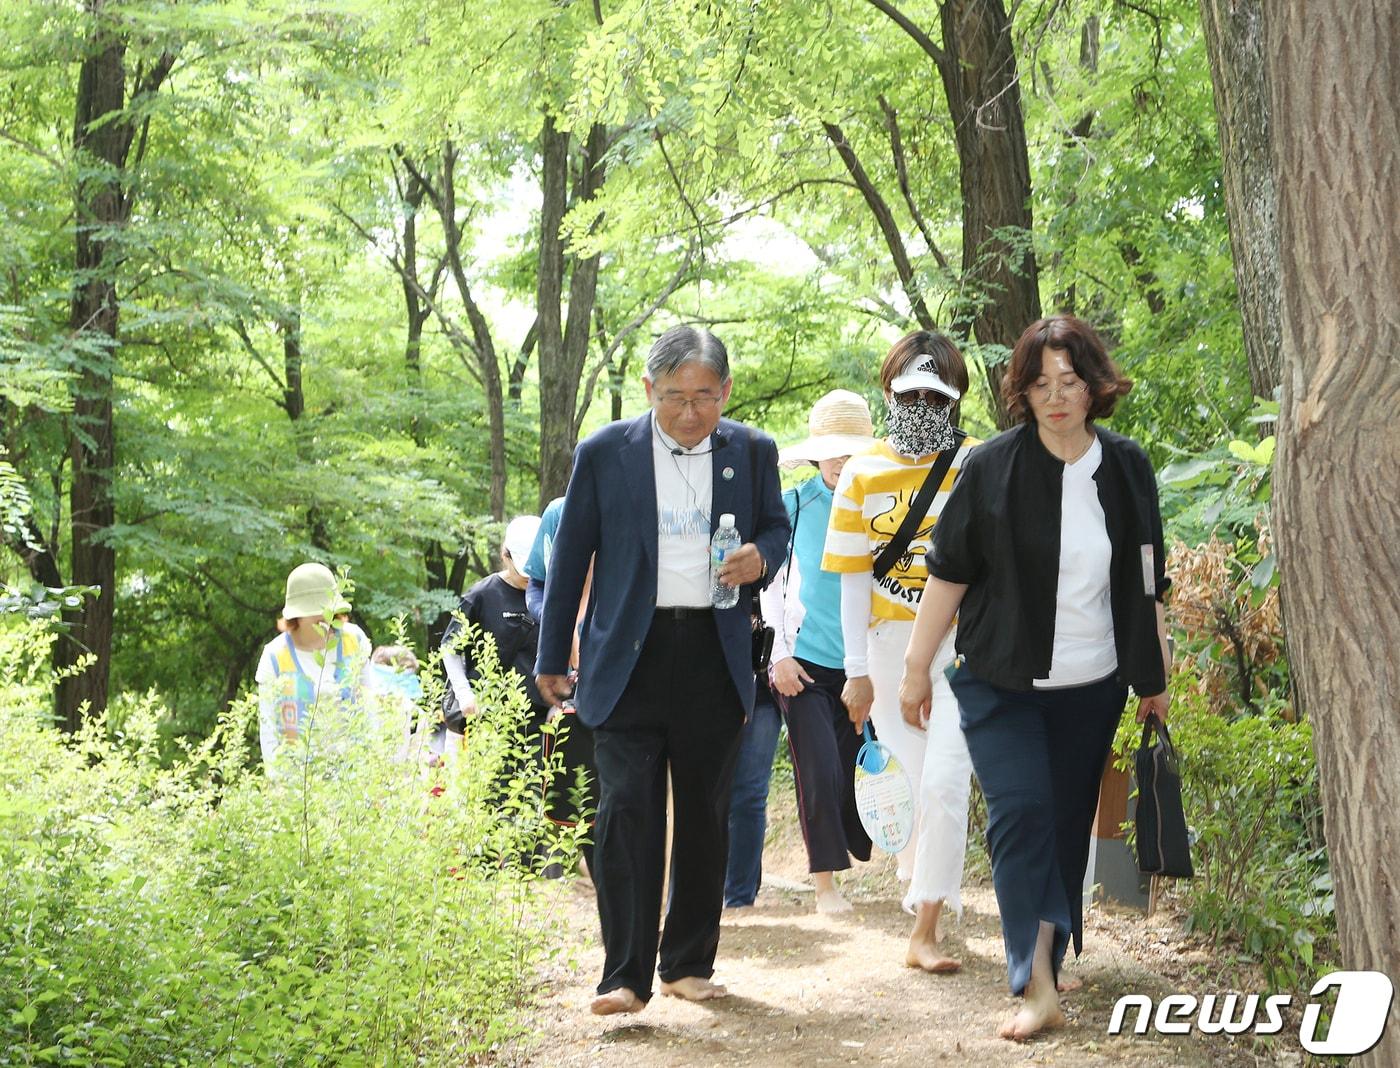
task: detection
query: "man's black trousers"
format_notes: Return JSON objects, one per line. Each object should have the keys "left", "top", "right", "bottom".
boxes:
{"left": 591, "top": 608, "right": 745, "bottom": 1001}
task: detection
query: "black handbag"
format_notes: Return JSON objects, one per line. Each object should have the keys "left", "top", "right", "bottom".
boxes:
{"left": 1134, "top": 714, "right": 1195, "bottom": 878}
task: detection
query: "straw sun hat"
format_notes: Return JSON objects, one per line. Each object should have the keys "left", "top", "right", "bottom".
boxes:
{"left": 778, "top": 389, "right": 877, "bottom": 469}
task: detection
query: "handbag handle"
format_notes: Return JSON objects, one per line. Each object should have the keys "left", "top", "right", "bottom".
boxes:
{"left": 1139, "top": 712, "right": 1176, "bottom": 755}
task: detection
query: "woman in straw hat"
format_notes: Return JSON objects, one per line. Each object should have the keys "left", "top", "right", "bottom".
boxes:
{"left": 821, "top": 331, "right": 981, "bottom": 971}
{"left": 255, "top": 562, "right": 373, "bottom": 772}
{"left": 760, "top": 390, "right": 878, "bottom": 912}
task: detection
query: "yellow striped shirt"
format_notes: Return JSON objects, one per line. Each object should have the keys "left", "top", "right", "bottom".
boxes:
{"left": 821, "top": 437, "right": 981, "bottom": 622}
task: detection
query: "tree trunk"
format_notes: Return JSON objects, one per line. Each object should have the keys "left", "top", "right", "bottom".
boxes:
{"left": 1267, "top": 3, "right": 1400, "bottom": 1062}
{"left": 938, "top": 0, "right": 1040, "bottom": 428}
{"left": 536, "top": 115, "right": 607, "bottom": 508}
{"left": 435, "top": 142, "right": 507, "bottom": 520}
{"left": 56, "top": 10, "right": 126, "bottom": 732}
{"left": 865, "top": 0, "right": 1039, "bottom": 427}
{"left": 1199, "top": 0, "right": 1282, "bottom": 400}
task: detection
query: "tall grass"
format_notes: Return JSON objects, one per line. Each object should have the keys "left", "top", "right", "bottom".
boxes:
{"left": 0, "top": 620, "right": 577, "bottom": 1065}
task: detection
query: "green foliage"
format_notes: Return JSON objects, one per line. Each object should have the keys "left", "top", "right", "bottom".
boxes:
{"left": 1114, "top": 665, "right": 1332, "bottom": 994}
{"left": 0, "top": 619, "right": 576, "bottom": 1063}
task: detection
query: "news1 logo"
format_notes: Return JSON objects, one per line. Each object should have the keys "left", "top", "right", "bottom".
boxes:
{"left": 1108, "top": 971, "right": 1395, "bottom": 1055}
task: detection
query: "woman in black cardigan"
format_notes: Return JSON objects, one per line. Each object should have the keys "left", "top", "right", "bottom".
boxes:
{"left": 898, "top": 315, "right": 1172, "bottom": 1041}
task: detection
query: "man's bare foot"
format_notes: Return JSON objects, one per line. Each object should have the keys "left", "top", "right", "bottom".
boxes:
{"left": 590, "top": 988, "right": 644, "bottom": 1016}
{"left": 1057, "top": 975, "right": 1083, "bottom": 993}
{"left": 905, "top": 943, "right": 961, "bottom": 973}
{"left": 998, "top": 991, "right": 1066, "bottom": 1040}
{"left": 815, "top": 887, "right": 853, "bottom": 914}
{"left": 659, "top": 976, "right": 729, "bottom": 1002}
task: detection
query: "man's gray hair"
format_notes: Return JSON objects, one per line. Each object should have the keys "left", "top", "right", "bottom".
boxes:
{"left": 644, "top": 325, "right": 731, "bottom": 384}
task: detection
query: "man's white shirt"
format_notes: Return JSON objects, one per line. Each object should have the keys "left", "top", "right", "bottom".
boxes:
{"left": 652, "top": 412, "right": 713, "bottom": 608}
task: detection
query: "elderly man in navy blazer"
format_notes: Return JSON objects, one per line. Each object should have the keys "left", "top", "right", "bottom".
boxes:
{"left": 536, "top": 325, "right": 789, "bottom": 1016}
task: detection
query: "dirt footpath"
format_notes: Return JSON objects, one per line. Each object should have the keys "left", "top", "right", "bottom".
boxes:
{"left": 513, "top": 801, "right": 1305, "bottom": 1067}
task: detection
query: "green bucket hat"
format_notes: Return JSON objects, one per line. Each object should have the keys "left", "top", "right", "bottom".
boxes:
{"left": 281, "top": 562, "right": 350, "bottom": 620}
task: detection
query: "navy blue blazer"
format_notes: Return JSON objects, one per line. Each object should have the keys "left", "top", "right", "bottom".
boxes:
{"left": 534, "top": 413, "right": 790, "bottom": 728}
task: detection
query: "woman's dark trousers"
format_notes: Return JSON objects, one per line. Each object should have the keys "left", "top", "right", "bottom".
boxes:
{"left": 952, "top": 667, "right": 1126, "bottom": 995}
{"left": 779, "top": 660, "right": 871, "bottom": 873}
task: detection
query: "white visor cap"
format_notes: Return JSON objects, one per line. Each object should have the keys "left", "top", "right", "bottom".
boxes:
{"left": 888, "top": 355, "right": 962, "bottom": 400}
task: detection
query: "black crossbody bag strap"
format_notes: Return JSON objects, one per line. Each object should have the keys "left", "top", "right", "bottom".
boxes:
{"left": 872, "top": 430, "right": 966, "bottom": 580}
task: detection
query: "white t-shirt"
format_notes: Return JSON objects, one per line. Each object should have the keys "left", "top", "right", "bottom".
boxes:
{"left": 255, "top": 621, "right": 373, "bottom": 769}
{"left": 652, "top": 413, "right": 714, "bottom": 607}
{"left": 1035, "top": 437, "right": 1118, "bottom": 689}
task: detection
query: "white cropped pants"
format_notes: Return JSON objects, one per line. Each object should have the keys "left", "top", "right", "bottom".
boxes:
{"left": 866, "top": 619, "right": 972, "bottom": 917}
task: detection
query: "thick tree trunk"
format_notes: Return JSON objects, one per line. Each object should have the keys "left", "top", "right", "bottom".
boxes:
{"left": 1199, "top": 0, "right": 1282, "bottom": 400}
{"left": 56, "top": 12, "right": 126, "bottom": 732}
{"left": 1267, "top": 3, "right": 1400, "bottom": 1062}
{"left": 938, "top": 0, "right": 1039, "bottom": 428}
{"left": 536, "top": 115, "right": 607, "bottom": 508}
{"left": 53, "top": 5, "right": 174, "bottom": 730}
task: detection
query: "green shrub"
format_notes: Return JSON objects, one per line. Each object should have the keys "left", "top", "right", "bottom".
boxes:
{"left": 1115, "top": 664, "right": 1333, "bottom": 994}
{"left": 0, "top": 619, "right": 576, "bottom": 1065}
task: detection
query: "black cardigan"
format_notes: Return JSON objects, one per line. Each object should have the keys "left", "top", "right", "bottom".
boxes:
{"left": 927, "top": 422, "right": 1170, "bottom": 695}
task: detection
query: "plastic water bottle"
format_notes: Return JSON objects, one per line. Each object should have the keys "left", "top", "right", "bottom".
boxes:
{"left": 710, "top": 513, "right": 742, "bottom": 609}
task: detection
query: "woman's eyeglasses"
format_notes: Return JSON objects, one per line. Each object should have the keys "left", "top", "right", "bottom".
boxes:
{"left": 1027, "top": 380, "right": 1089, "bottom": 401}
{"left": 892, "top": 389, "right": 952, "bottom": 409}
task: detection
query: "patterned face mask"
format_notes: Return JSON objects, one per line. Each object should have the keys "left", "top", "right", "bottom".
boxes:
{"left": 886, "top": 397, "right": 956, "bottom": 456}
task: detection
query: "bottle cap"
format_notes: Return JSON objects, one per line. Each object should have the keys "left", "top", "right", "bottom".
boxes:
{"left": 719, "top": 513, "right": 736, "bottom": 527}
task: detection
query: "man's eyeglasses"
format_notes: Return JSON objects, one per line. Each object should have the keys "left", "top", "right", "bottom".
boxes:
{"left": 1027, "top": 380, "right": 1089, "bottom": 401}
{"left": 892, "top": 389, "right": 952, "bottom": 409}
{"left": 656, "top": 393, "right": 723, "bottom": 414}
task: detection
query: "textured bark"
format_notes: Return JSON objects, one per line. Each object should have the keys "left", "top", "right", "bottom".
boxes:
{"left": 938, "top": 0, "right": 1039, "bottom": 428}
{"left": 865, "top": 0, "right": 1039, "bottom": 428}
{"left": 1266, "top": 3, "right": 1400, "bottom": 1061}
{"left": 1200, "top": 0, "right": 1282, "bottom": 400}
{"left": 55, "top": 5, "right": 174, "bottom": 729}
{"left": 536, "top": 115, "right": 607, "bottom": 508}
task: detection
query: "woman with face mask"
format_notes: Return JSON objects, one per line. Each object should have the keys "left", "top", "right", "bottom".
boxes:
{"left": 822, "top": 331, "right": 981, "bottom": 973}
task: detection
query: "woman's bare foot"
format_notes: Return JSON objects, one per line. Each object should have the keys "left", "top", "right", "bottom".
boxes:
{"left": 811, "top": 871, "right": 852, "bottom": 914}
{"left": 999, "top": 921, "right": 1066, "bottom": 1040}
{"left": 590, "top": 988, "right": 644, "bottom": 1015}
{"left": 659, "top": 976, "right": 729, "bottom": 1002}
{"left": 1057, "top": 975, "right": 1083, "bottom": 993}
{"left": 905, "top": 943, "right": 962, "bottom": 973}
{"left": 815, "top": 888, "right": 853, "bottom": 914}
{"left": 998, "top": 990, "right": 1066, "bottom": 1041}
{"left": 905, "top": 899, "right": 960, "bottom": 972}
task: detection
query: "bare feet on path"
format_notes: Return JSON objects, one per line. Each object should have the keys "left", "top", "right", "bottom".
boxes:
{"left": 814, "top": 887, "right": 853, "bottom": 913}
{"left": 997, "top": 988, "right": 1067, "bottom": 1041}
{"left": 589, "top": 988, "right": 643, "bottom": 1016}
{"left": 905, "top": 941, "right": 962, "bottom": 973}
{"left": 659, "top": 976, "right": 728, "bottom": 1002}
{"left": 528, "top": 817, "right": 1298, "bottom": 1068}
{"left": 905, "top": 899, "right": 959, "bottom": 973}
{"left": 1058, "top": 974, "right": 1084, "bottom": 993}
